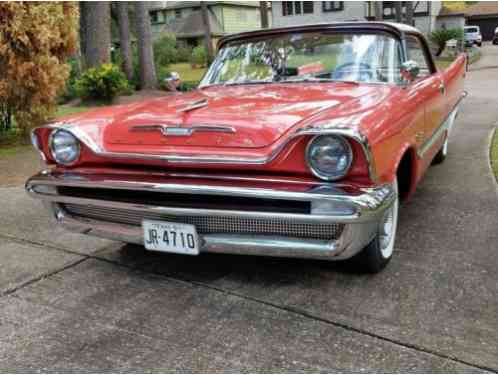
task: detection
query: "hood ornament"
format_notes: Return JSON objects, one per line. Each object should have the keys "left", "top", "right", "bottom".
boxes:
{"left": 176, "top": 98, "right": 208, "bottom": 113}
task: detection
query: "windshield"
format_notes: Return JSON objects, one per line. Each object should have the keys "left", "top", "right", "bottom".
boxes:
{"left": 465, "top": 27, "right": 479, "bottom": 33}
{"left": 201, "top": 32, "right": 403, "bottom": 86}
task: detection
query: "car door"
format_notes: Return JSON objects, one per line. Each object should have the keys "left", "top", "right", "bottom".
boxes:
{"left": 405, "top": 34, "right": 446, "bottom": 151}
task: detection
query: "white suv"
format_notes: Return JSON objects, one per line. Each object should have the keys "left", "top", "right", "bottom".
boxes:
{"left": 464, "top": 25, "right": 482, "bottom": 47}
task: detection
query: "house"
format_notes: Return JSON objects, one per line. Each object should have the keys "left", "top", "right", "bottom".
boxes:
{"left": 435, "top": 8, "right": 466, "bottom": 31}
{"left": 149, "top": 1, "right": 271, "bottom": 47}
{"left": 464, "top": 2, "right": 498, "bottom": 41}
{"left": 271, "top": 1, "right": 442, "bottom": 34}
{"left": 436, "top": 2, "right": 498, "bottom": 41}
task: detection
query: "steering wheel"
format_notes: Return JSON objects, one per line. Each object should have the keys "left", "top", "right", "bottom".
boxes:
{"left": 332, "top": 62, "right": 373, "bottom": 82}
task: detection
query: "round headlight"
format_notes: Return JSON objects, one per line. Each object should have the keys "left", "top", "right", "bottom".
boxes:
{"left": 306, "top": 135, "right": 353, "bottom": 181}
{"left": 49, "top": 129, "right": 80, "bottom": 165}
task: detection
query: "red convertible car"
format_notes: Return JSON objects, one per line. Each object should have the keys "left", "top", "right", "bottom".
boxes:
{"left": 27, "top": 22, "right": 466, "bottom": 272}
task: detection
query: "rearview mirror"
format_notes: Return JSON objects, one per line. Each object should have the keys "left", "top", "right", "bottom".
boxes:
{"left": 401, "top": 60, "right": 420, "bottom": 82}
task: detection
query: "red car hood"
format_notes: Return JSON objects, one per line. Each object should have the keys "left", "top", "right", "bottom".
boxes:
{"left": 59, "top": 83, "right": 398, "bottom": 152}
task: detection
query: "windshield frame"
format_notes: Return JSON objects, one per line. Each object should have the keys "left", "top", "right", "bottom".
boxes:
{"left": 199, "top": 30, "right": 405, "bottom": 88}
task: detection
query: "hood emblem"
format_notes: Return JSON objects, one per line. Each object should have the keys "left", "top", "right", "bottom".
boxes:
{"left": 130, "top": 125, "right": 236, "bottom": 137}
{"left": 177, "top": 98, "right": 208, "bottom": 113}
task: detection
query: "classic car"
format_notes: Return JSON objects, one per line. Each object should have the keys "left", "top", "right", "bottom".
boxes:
{"left": 26, "top": 22, "right": 467, "bottom": 273}
{"left": 464, "top": 25, "right": 482, "bottom": 47}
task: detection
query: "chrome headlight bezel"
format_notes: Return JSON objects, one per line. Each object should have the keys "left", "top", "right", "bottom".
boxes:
{"left": 305, "top": 134, "right": 353, "bottom": 181}
{"left": 49, "top": 129, "right": 81, "bottom": 166}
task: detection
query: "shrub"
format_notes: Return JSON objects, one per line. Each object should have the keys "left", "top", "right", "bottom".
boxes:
{"left": 0, "top": 3, "right": 78, "bottom": 140}
{"left": 178, "top": 81, "right": 198, "bottom": 92}
{"left": 190, "top": 46, "right": 207, "bottom": 67}
{"left": 429, "top": 28, "right": 464, "bottom": 56}
{"left": 153, "top": 33, "right": 178, "bottom": 66}
{"left": 58, "top": 58, "right": 81, "bottom": 104}
{"left": 75, "top": 64, "right": 129, "bottom": 101}
{"left": 176, "top": 46, "right": 192, "bottom": 63}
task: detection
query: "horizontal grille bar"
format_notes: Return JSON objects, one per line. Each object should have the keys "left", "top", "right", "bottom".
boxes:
{"left": 63, "top": 203, "right": 344, "bottom": 240}
{"left": 58, "top": 186, "right": 311, "bottom": 214}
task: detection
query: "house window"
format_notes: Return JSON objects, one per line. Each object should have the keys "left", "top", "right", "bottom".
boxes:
{"left": 382, "top": 2, "right": 429, "bottom": 20}
{"left": 282, "top": 2, "right": 313, "bottom": 16}
{"left": 295, "top": 2, "right": 301, "bottom": 14}
{"left": 322, "top": 2, "right": 344, "bottom": 12}
{"left": 150, "top": 11, "right": 159, "bottom": 24}
{"left": 282, "top": 2, "right": 293, "bottom": 16}
{"left": 175, "top": 9, "right": 182, "bottom": 19}
{"left": 303, "top": 2, "right": 314, "bottom": 14}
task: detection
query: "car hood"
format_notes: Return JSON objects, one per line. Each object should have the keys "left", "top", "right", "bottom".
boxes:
{"left": 58, "top": 83, "right": 398, "bottom": 152}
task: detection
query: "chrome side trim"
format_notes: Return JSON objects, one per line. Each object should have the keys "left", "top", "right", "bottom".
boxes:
{"left": 417, "top": 91, "right": 467, "bottom": 159}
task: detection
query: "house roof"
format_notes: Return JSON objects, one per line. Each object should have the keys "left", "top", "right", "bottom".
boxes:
{"left": 149, "top": 1, "right": 261, "bottom": 12}
{"left": 154, "top": 8, "right": 225, "bottom": 38}
{"left": 438, "top": 2, "right": 498, "bottom": 19}
{"left": 465, "top": 1, "right": 498, "bottom": 17}
{"left": 438, "top": 7, "right": 465, "bottom": 18}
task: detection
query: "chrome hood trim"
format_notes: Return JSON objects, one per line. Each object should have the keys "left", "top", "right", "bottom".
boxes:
{"left": 37, "top": 123, "right": 379, "bottom": 182}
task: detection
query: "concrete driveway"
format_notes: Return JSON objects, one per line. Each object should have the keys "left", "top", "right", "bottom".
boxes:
{"left": 1, "top": 45, "right": 497, "bottom": 372}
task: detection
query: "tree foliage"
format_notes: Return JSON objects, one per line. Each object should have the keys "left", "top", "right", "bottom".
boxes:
{"left": 0, "top": 2, "right": 78, "bottom": 138}
{"left": 429, "top": 28, "right": 464, "bottom": 56}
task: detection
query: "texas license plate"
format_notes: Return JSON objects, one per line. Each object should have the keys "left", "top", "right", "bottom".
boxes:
{"left": 142, "top": 220, "right": 199, "bottom": 255}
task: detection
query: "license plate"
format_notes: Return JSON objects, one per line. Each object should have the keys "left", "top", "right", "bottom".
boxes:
{"left": 142, "top": 220, "right": 199, "bottom": 255}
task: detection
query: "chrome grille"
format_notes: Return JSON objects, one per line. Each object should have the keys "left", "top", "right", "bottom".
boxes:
{"left": 63, "top": 203, "right": 344, "bottom": 240}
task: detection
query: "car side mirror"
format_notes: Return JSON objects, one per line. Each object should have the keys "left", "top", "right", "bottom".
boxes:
{"left": 401, "top": 60, "right": 420, "bottom": 82}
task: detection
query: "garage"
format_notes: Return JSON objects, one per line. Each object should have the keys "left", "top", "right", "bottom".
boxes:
{"left": 465, "top": 2, "right": 498, "bottom": 41}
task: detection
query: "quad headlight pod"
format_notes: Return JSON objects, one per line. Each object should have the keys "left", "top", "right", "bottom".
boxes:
{"left": 49, "top": 129, "right": 80, "bottom": 165}
{"left": 306, "top": 135, "right": 353, "bottom": 181}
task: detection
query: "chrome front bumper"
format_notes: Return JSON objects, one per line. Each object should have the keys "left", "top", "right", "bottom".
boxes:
{"left": 26, "top": 170, "right": 396, "bottom": 260}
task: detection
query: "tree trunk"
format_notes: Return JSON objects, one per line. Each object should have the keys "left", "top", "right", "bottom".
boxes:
{"left": 82, "top": 1, "right": 111, "bottom": 68}
{"left": 260, "top": 1, "right": 269, "bottom": 29}
{"left": 79, "top": 2, "right": 88, "bottom": 69}
{"left": 394, "top": 2, "right": 403, "bottom": 23}
{"left": 116, "top": 2, "right": 133, "bottom": 82}
{"left": 200, "top": 2, "right": 214, "bottom": 64}
{"left": 374, "top": 1, "right": 383, "bottom": 21}
{"left": 134, "top": 2, "right": 157, "bottom": 89}
{"left": 405, "top": 2, "right": 414, "bottom": 26}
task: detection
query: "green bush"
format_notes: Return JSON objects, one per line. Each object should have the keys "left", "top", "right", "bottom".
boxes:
{"left": 178, "top": 81, "right": 198, "bottom": 92}
{"left": 176, "top": 46, "right": 192, "bottom": 63}
{"left": 75, "top": 64, "right": 129, "bottom": 101}
{"left": 154, "top": 34, "right": 178, "bottom": 66}
{"left": 190, "top": 46, "right": 207, "bottom": 67}
{"left": 58, "top": 58, "right": 81, "bottom": 104}
{"left": 429, "top": 28, "right": 464, "bottom": 56}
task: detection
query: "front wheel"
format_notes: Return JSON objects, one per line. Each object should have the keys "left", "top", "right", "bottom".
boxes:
{"left": 353, "top": 180, "right": 399, "bottom": 273}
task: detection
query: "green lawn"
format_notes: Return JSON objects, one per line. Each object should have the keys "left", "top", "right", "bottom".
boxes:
{"left": 56, "top": 105, "right": 95, "bottom": 118}
{"left": 491, "top": 128, "right": 498, "bottom": 182}
{"left": 169, "top": 63, "right": 206, "bottom": 83}
{"left": 0, "top": 145, "right": 31, "bottom": 157}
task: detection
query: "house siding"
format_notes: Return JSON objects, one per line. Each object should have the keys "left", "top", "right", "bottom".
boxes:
{"left": 221, "top": 5, "right": 264, "bottom": 33}
{"left": 272, "top": 2, "right": 367, "bottom": 27}
{"left": 436, "top": 16, "right": 465, "bottom": 30}
{"left": 272, "top": 1, "right": 441, "bottom": 35}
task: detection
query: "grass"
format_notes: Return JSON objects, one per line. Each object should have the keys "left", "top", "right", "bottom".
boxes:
{"left": 491, "top": 128, "right": 498, "bottom": 183}
{"left": 169, "top": 63, "right": 206, "bottom": 84}
{"left": 0, "top": 145, "right": 31, "bottom": 158}
{"left": 55, "top": 105, "right": 95, "bottom": 118}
